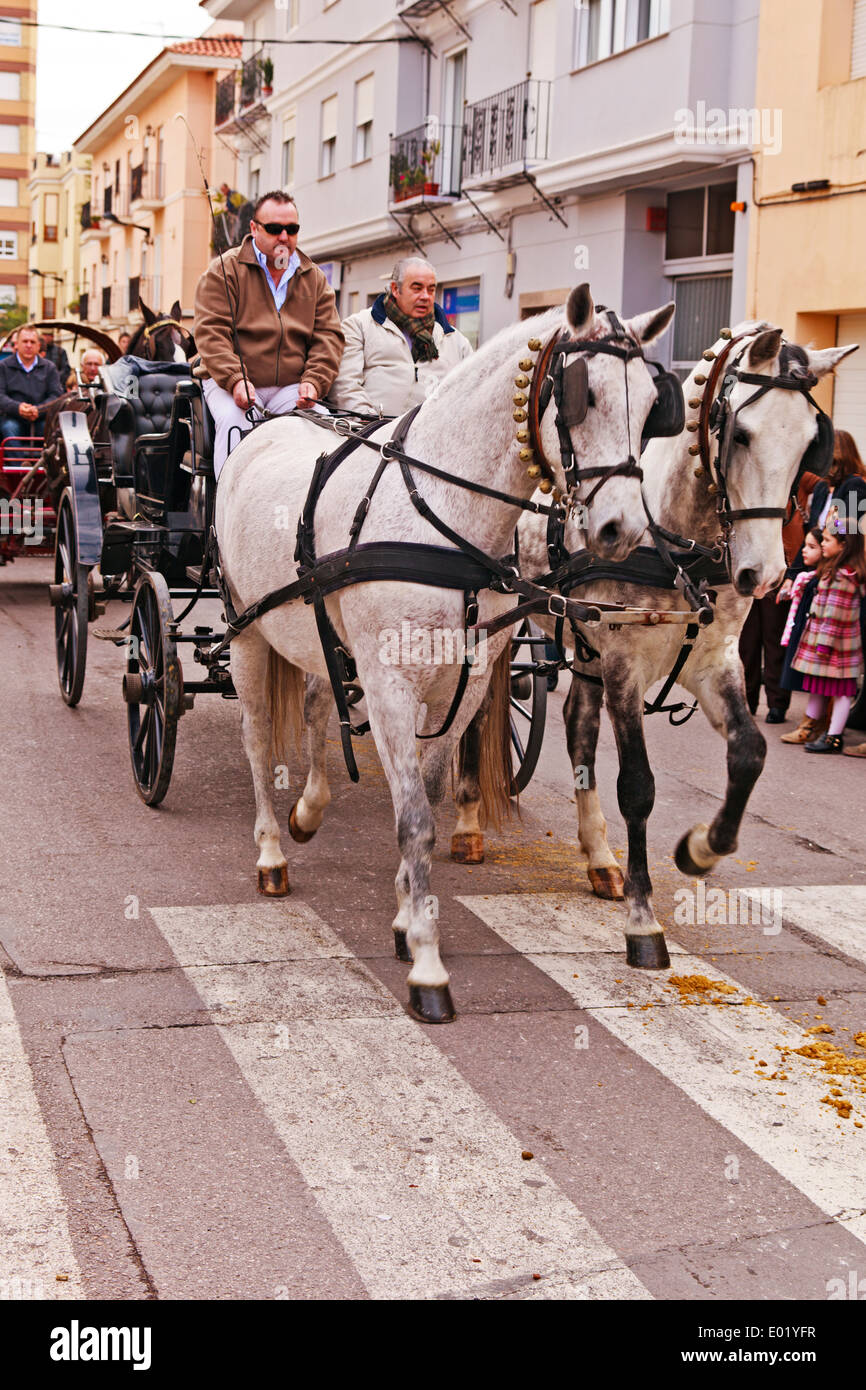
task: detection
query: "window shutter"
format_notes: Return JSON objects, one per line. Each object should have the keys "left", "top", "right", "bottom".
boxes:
{"left": 355, "top": 74, "right": 374, "bottom": 126}
{"left": 853, "top": 0, "right": 866, "bottom": 79}
{"left": 321, "top": 95, "right": 338, "bottom": 141}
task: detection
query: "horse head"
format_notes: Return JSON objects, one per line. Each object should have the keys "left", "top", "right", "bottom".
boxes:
{"left": 128, "top": 297, "right": 195, "bottom": 363}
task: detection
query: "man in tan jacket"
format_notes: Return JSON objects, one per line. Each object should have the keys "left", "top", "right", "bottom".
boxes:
{"left": 330, "top": 257, "right": 473, "bottom": 417}
{"left": 194, "top": 190, "right": 344, "bottom": 475}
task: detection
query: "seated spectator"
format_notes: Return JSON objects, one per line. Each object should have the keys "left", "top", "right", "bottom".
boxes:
{"left": 0, "top": 324, "right": 63, "bottom": 440}
{"left": 79, "top": 349, "right": 105, "bottom": 385}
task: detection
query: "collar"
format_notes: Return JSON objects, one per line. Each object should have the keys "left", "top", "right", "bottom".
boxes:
{"left": 251, "top": 238, "right": 300, "bottom": 283}
{"left": 15, "top": 353, "right": 39, "bottom": 371}
{"left": 370, "top": 292, "right": 453, "bottom": 333}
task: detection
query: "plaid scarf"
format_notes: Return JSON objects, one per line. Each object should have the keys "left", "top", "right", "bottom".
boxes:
{"left": 382, "top": 293, "right": 439, "bottom": 363}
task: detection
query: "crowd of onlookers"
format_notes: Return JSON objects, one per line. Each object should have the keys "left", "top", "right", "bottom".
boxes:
{"left": 739, "top": 428, "right": 866, "bottom": 756}
{"left": 0, "top": 324, "right": 133, "bottom": 442}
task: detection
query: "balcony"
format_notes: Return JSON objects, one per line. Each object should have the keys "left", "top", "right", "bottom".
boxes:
{"left": 388, "top": 123, "right": 462, "bottom": 210}
{"left": 78, "top": 291, "right": 89, "bottom": 322}
{"left": 80, "top": 202, "right": 112, "bottom": 241}
{"left": 101, "top": 286, "right": 112, "bottom": 319}
{"left": 139, "top": 275, "right": 162, "bottom": 312}
{"left": 130, "top": 164, "right": 164, "bottom": 208}
{"left": 240, "top": 48, "right": 264, "bottom": 112}
{"left": 462, "top": 80, "right": 552, "bottom": 189}
{"left": 215, "top": 71, "right": 236, "bottom": 127}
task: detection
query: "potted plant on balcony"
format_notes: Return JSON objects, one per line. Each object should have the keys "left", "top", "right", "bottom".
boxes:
{"left": 260, "top": 55, "right": 274, "bottom": 98}
{"left": 421, "top": 140, "right": 441, "bottom": 196}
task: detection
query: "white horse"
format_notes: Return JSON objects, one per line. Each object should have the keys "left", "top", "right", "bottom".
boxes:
{"left": 215, "top": 284, "right": 675, "bottom": 1022}
{"left": 451, "top": 323, "right": 857, "bottom": 969}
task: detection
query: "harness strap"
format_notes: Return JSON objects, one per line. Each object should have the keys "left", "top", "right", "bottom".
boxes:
{"left": 643, "top": 622, "right": 701, "bottom": 724}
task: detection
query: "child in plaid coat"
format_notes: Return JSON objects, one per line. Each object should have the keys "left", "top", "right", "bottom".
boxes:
{"left": 791, "top": 509, "right": 866, "bottom": 753}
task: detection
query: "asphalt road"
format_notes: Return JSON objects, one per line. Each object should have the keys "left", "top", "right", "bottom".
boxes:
{"left": 1, "top": 557, "right": 865, "bottom": 1304}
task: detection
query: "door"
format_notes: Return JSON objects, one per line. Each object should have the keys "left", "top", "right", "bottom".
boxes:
{"left": 834, "top": 313, "right": 866, "bottom": 459}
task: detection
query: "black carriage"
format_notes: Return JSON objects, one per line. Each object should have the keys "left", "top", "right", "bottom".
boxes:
{"left": 50, "top": 362, "right": 553, "bottom": 804}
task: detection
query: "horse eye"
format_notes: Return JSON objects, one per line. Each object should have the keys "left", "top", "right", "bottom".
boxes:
{"left": 733, "top": 428, "right": 750, "bottom": 447}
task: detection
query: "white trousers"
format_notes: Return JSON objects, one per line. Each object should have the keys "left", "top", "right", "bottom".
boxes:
{"left": 204, "top": 379, "right": 312, "bottom": 477}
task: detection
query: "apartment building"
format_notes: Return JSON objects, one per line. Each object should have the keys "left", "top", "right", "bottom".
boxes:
{"left": 73, "top": 32, "right": 241, "bottom": 332}
{"left": 747, "top": 0, "right": 866, "bottom": 448}
{"left": 27, "top": 150, "right": 91, "bottom": 320}
{"left": 205, "top": 0, "right": 760, "bottom": 369}
{"left": 0, "top": 1, "right": 36, "bottom": 314}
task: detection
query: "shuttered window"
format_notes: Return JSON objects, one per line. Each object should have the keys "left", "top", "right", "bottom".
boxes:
{"left": 671, "top": 274, "right": 732, "bottom": 370}
{"left": 852, "top": 0, "right": 866, "bottom": 79}
{"left": 321, "top": 95, "right": 337, "bottom": 177}
{"left": 354, "top": 75, "right": 373, "bottom": 162}
{"left": 282, "top": 113, "right": 296, "bottom": 187}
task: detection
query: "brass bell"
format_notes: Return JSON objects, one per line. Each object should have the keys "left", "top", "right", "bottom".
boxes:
{"left": 527, "top": 464, "right": 541, "bottom": 479}
{"left": 519, "top": 448, "right": 534, "bottom": 462}
{"left": 513, "top": 392, "right": 527, "bottom": 407}
{"left": 694, "top": 374, "right": 707, "bottom": 385}
{"left": 514, "top": 375, "right": 529, "bottom": 389}
{"left": 720, "top": 328, "right": 732, "bottom": 339}
{"left": 513, "top": 409, "right": 527, "bottom": 422}
{"left": 516, "top": 428, "right": 529, "bottom": 443}
{"left": 702, "top": 349, "right": 715, "bottom": 361}
{"left": 688, "top": 443, "right": 701, "bottom": 456}
{"left": 527, "top": 337, "right": 542, "bottom": 351}
{"left": 686, "top": 420, "right": 699, "bottom": 432}
{"left": 518, "top": 358, "right": 534, "bottom": 372}
{"left": 693, "top": 466, "right": 704, "bottom": 478}
{"left": 707, "top": 482, "right": 718, "bottom": 495}
{"left": 538, "top": 477, "right": 552, "bottom": 494}
{"left": 688, "top": 397, "right": 702, "bottom": 409}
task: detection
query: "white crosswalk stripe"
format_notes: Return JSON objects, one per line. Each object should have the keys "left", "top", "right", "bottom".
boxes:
{"left": 739, "top": 884, "right": 866, "bottom": 968}
{"left": 457, "top": 891, "right": 866, "bottom": 1246}
{"left": 150, "top": 902, "right": 652, "bottom": 1301}
{"left": 0, "top": 971, "right": 83, "bottom": 1300}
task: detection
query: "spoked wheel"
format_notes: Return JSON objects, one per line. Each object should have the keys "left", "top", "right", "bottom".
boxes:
{"left": 509, "top": 619, "right": 549, "bottom": 794}
{"left": 124, "top": 571, "right": 180, "bottom": 805}
{"left": 52, "top": 490, "right": 90, "bottom": 706}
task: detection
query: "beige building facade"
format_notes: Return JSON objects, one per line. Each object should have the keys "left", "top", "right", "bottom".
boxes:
{"left": 73, "top": 34, "right": 240, "bottom": 334}
{"left": 747, "top": 0, "right": 866, "bottom": 446}
{"left": 0, "top": 1, "right": 36, "bottom": 314}
{"left": 27, "top": 150, "right": 91, "bottom": 320}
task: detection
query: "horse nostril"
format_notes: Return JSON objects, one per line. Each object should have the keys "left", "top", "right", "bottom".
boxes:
{"left": 736, "top": 568, "right": 758, "bottom": 596}
{"left": 597, "top": 521, "right": 620, "bottom": 548}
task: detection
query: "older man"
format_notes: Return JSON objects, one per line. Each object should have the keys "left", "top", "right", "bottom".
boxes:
{"left": 0, "top": 324, "right": 63, "bottom": 440}
{"left": 79, "top": 349, "right": 105, "bottom": 385}
{"left": 194, "top": 190, "right": 344, "bottom": 476}
{"left": 330, "top": 257, "right": 473, "bottom": 416}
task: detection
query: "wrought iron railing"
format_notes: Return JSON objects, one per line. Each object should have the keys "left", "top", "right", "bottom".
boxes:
{"left": 101, "top": 286, "right": 112, "bottom": 318}
{"left": 139, "top": 276, "right": 162, "bottom": 311}
{"left": 128, "top": 276, "right": 141, "bottom": 313}
{"left": 240, "top": 48, "right": 263, "bottom": 109}
{"left": 389, "top": 122, "right": 462, "bottom": 203}
{"left": 215, "top": 72, "right": 236, "bottom": 126}
{"left": 80, "top": 201, "right": 92, "bottom": 230}
{"left": 462, "top": 80, "right": 552, "bottom": 180}
{"left": 130, "top": 165, "right": 164, "bottom": 203}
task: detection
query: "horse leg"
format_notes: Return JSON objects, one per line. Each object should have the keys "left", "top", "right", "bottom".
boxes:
{"left": 563, "top": 673, "right": 624, "bottom": 899}
{"left": 451, "top": 705, "right": 486, "bottom": 864}
{"left": 604, "top": 677, "right": 670, "bottom": 969}
{"left": 231, "top": 629, "right": 290, "bottom": 896}
{"left": 673, "top": 665, "right": 767, "bottom": 875}
{"left": 364, "top": 681, "right": 454, "bottom": 1023}
{"left": 288, "top": 674, "right": 332, "bottom": 843}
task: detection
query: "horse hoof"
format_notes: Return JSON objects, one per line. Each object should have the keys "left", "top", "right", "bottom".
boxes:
{"left": 626, "top": 935, "right": 670, "bottom": 970}
{"left": 588, "top": 866, "right": 625, "bottom": 900}
{"left": 288, "top": 803, "right": 315, "bottom": 844}
{"left": 407, "top": 983, "right": 456, "bottom": 1024}
{"left": 257, "top": 865, "right": 290, "bottom": 896}
{"left": 451, "top": 832, "right": 484, "bottom": 864}
{"left": 393, "top": 928, "right": 412, "bottom": 963}
{"left": 674, "top": 831, "right": 711, "bottom": 877}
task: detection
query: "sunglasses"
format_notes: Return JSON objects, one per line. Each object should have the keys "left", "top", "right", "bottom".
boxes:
{"left": 256, "top": 220, "right": 300, "bottom": 236}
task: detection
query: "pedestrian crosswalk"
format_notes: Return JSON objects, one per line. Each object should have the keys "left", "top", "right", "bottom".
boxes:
{"left": 2, "top": 885, "right": 865, "bottom": 1299}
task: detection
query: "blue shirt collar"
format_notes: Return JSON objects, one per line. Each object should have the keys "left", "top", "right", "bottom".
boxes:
{"left": 15, "top": 352, "right": 38, "bottom": 371}
{"left": 252, "top": 238, "right": 300, "bottom": 289}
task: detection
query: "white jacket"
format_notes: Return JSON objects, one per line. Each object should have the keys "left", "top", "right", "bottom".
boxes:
{"left": 329, "top": 295, "right": 473, "bottom": 415}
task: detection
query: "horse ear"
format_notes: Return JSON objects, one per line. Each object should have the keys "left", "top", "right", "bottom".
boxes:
{"left": 746, "top": 327, "right": 782, "bottom": 369}
{"left": 170, "top": 300, "right": 182, "bottom": 322}
{"left": 805, "top": 343, "right": 859, "bottom": 378}
{"left": 566, "top": 283, "right": 594, "bottom": 336}
{"left": 139, "top": 297, "right": 156, "bottom": 325}
{"left": 626, "top": 301, "right": 675, "bottom": 346}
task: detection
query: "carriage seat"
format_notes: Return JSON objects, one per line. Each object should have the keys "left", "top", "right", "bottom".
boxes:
{"left": 104, "top": 360, "right": 194, "bottom": 477}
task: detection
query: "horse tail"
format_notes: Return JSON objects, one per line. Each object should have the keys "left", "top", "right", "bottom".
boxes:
{"left": 478, "top": 645, "right": 514, "bottom": 831}
{"left": 266, "top": 646, "right": 305, "bottom": 766}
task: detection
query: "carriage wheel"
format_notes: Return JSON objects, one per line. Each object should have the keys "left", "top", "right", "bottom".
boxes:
{"left": 124, "top": 571, "right": 180, "bottom": 805}
{"left": 509, "top": 619, "right": 549, "bottom": 794}
{"left": 52, "top": 490, "right": 90, "bottom": 707}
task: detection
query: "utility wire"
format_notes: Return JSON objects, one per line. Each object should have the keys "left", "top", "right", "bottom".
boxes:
{"left": 9, "top": 17, "right": 418, "bottom": 44}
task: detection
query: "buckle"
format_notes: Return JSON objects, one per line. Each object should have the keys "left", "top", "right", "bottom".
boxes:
{"left": 547, "top": 594, "right": 567, "bottom": 618}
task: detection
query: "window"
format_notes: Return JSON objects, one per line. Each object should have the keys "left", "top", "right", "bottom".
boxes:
{"left": 0, "top": 177, "right": 17, "bottom": 206}
{"left": 282, "top": 113, "right": 296, "bottom": 186}
{"left": 42, "top": 296, "right": 56, "bottom": 318}
{"left": 249, "top": 158, "right": 261, "bottom": 202}
{"left": 320, "top": 94, "right": 337, "bottom": 177}
{"left": 0, "top": 19, "right": 21, "bottom": 46}
{"left": 665, "top": 183, "right": 736, "bottom": 260}
{"left": 354, "top": 75, "right": 373, "bottom": 162}
{"left": 852, "top": 0, "right": 866, "bottom": 79}
{"left": 574, "top": 0, "right": 668, "bottom": 68}
{"left": 44, "top": 192, "right": 58, "bottom": 242}
{"left": 347, "top": 290, "right": 360, "bottom": 316}
{"left": 0, "top": 283, "right": 16, "bottom": 304}
{"left": 440, "top": 280, "right": 480, "bottom": 350}
{"left": 286, "top": 0, "right": 299, "bottom": 29}
{"left": 0, "top": 72, "right": 19, "bottom": 99}
{"left": 0, "top": 232, "right": 16, "bottom": 258}
{"left": 0, "top": 124, "right": 19, "bottom": 154}
{"left": 671, "top": 275, "right": 732, "bottom": 373}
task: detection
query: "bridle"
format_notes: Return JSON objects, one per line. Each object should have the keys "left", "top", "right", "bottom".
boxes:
{"left": 140, "top": 317, "right": 195, "bottom": 349}
{"left": 527, "top": 311, "right": 649, "bottom": 503}
{"left": 695, "top": 330, "right": 833, "bottom": 544}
